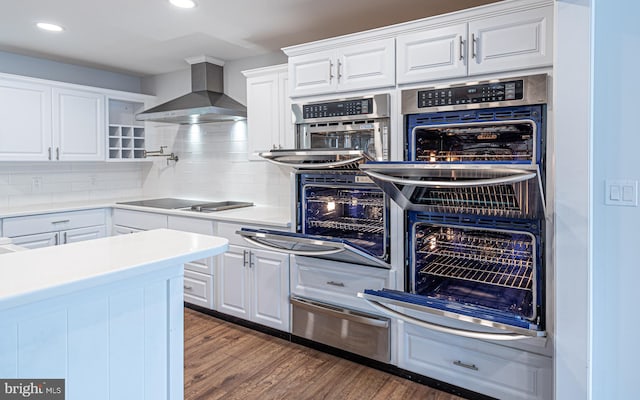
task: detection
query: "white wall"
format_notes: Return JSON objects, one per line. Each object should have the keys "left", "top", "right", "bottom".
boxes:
{"left": 140, "top": 121, "right": 290, "bottom": 207}
{"left": 591, "top": 0, "right": 640, "bottom": 398}
{"left": 556, "top": 0, "right": 640, "bottom": 398}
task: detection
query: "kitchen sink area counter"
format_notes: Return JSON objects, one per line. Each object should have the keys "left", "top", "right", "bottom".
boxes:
{"left": 112, "top": 200, "right": 291, "bottom": 228}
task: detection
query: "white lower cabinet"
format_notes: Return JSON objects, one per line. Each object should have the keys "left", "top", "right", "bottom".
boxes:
{"left": 217, "top": 244, "right": 290, "bottom": 332}
{"left": 3, "top": 209, "right": 107, "bottom": 249}
{"left": 290, "top": 255, "right": 390, "bottom": 313}
{"left": 398, "top": 321, "right": 552, "bottom": 400}
{"left": 112, "top": 210, "right": 217, "bottom": 309}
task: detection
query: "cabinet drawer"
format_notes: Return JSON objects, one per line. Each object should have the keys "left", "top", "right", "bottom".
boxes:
{"left": 399, "top": 322, "right": 552, "bottom": 400}
{"left": 184, "top": 270, "right": 213, "bottom": 309}
{"left": 3, "top": 209, "right": 106, "bottom": 237}
{"left": 167, "top": 215, "right": 215, "bottom": 235}
{"left": 184, "top": 259, "right": 214, "bottom": 275}
{"left": 112, "top": 209, "right": 167, "bottom": 230}
{"left": 291, "top": 255, "right": 390, "bottom": 312}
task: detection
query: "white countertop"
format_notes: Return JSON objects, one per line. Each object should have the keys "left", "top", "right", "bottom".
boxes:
{"left": 0, "top": 228, "right": 228, "bottom": 311}
{"left": 0, "top": 198, "right": 291, "bottom": 228}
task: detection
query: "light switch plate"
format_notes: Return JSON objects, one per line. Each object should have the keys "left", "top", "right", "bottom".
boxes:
{"left": 605, "top": 180, "right": 638, "bottom": 207}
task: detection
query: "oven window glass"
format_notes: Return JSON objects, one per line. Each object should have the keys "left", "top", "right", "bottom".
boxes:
{"left": 412, "top": 122, "right": 534, "bottom": 163}
{"left": 307, "top": 124, "right": 378, "bottom": 154}
{"left": 303, "top": 186, "right": 386, "bottom": 258}
{"left": 412, "top": 224, "right": 536, "bottom": 320}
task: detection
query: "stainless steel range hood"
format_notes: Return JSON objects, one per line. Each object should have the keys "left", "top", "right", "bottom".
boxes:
{"left": 136, "top": 59, "right": 247, "bottom": 125}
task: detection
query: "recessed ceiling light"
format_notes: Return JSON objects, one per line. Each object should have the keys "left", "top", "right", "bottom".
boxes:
{"left": 36, "top": 22, "right": 64, "bottom": 32}
{"left": 169, "top": 0, "right": 197, "bottom": 9}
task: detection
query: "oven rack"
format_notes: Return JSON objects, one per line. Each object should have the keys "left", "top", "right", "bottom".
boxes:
{"left": 308, "top": 217, "right": 384, "bottom": 234}
{"left": 417, "top": 239, "right": 533, "bottom": 290}
{"left": 306, "top": 194, "right": 384, "bottom": 207}
{"left": 415, "top": 185, "right": 524, "bottom": 217}
{"left": 418, "top": 256, "right": 533, "bottom": 290}
{"left": 416, "top": 152, "right": 530, "bottom": 162}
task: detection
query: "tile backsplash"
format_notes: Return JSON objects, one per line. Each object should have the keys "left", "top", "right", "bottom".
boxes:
{"left": 142, "top": 120, "right": 291, "bottom": 208}
{"left": 0, "top": 121, "right": 291, "bottom": 210}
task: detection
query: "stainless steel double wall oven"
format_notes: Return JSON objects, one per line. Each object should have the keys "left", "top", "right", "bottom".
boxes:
{"left": 238, "top": 93, "right": 394, "bottom": 361}
{"left": 360, "top": 75, "right": 549, "bottom": 340}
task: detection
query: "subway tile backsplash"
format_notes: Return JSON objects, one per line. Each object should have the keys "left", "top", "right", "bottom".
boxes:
{"left": 0, "top": 120, "right": 291, "bottom": 210}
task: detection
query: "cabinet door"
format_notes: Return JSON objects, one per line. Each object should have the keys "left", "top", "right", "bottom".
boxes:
{"left": 53, "top": 88, "right": 105, "bottom": 161}
{"left": 468, "top": 6, "right": 553, "bottom": 76}
{"left": 0, "top": 79, "right": 52, "bottom": 161}
{"left": 11, "top": 232, "right": 58, "bottom": 249}
{"left": 250, "top": 248, "right": 290, "bottom": 331}
{"left": 246, "top": 74, "right": 279, "bottom": 160}
{"left": 398, "top": 321, "right": 552, "bottom": 400}
{"left": 396, "top": 24, "right": 468, "bottom": 84}
{"left": 63, "top": 225, "right": 106, "bottom": 244}
{"left": 337, "top": 38, "right": 395, "bottom": 93}
{"left": 289, "top": 49, "right": 337, "bottom": 97}
{"left": 217, "top": 245, "right": 251, "bottom": 319}
{"left": 277, "top": 71, "right": 294, "bottom": 150}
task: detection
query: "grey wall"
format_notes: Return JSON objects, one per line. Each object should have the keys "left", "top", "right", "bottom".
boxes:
{"left": 591, "top": 0, "right": 640, "bottom": 398}
{"left": 0, "top": 51, "right": 143, "bottom": 93}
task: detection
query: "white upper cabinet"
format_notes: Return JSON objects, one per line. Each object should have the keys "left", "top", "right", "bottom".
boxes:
{"left": 397, "top": 5, "right": 553, "bottom": 84}
{"left": 468, "top": 6, "right": 553, "bottom": 76}
{"left": 396, "top": 24, "right": 468, "bottom": 84}
{"left": 53, "top": 88, "right": 105, "bottom": 161}
{"left": 244, "top": 64, "right": 293, "bottom": 159}
{"left": 288, "top": 38, "right": 395, "bottom": 97}
{"left": 0, "top": 78, "right": 52, "bottom": 161}
{"left": 0, "top": 73, "right": 152, "bottom": 162}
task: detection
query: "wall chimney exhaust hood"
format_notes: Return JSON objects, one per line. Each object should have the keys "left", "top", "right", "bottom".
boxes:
{"left": 136, "top": 56, "right": 247, "bottom": 125}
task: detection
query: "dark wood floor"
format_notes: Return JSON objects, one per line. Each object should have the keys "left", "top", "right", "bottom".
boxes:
{"left": 184, "top": 308, "right": 466, "bottom": 400}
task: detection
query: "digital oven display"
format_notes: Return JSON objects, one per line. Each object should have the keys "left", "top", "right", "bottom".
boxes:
{"left": 303, "top": 98, "right": 373, "bottom": 118}
{"left": 417, "top": 79, "right": 524, "bottom": 108}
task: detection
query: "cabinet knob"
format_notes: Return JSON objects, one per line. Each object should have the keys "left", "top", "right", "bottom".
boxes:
{"left": 184, "top": 285, "right": 193, "bottom": 291}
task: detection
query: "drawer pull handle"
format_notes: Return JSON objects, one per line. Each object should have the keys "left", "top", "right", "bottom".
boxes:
{"left": 51, "top": 219, "right": 70, "bottom": 224}
{"left": 326, "top": 281, "right": 345, "bottom": 287}
{"left": 453, "top": 360, "right": 479, "bottom": 371}
{"left": 184, "top": 285, "right": 193, "bottom": 290}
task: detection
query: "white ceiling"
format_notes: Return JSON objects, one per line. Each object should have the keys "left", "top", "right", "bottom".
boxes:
{"left": 1, "top": 0, "right": 499, "bottom": 77}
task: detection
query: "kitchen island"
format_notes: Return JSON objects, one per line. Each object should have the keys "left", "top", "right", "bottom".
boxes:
{"left": 0, "top": 229, "right": 228, "bottom": 400}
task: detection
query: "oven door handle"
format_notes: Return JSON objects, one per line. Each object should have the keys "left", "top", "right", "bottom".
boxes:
{"left": 358, "top": 294, "right": 530, "bottom": 341}
{"left": 291, "top": 296, "right": 390, "bottom": 328}
{"left": 262, "top": 156, "right": 365, "bottom": 169}
{"left": 241, "top": 235, "right": 344, "bottom": 256}
{"left": 362, "top": 169, "right": 536, "bottom": 187}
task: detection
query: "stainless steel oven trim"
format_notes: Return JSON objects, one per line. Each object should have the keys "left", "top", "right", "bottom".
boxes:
{"left": 401, "top": 74, "right": 548, "bottom": 114}
{"left": 359, "top": 163, "right": 546, "bottom": 218}
{"left": 258, "top": 149, "right": 370, "bottom": 169}
{"left": 293, "top": 93, "right": 390, "bottom": 124}
{"left": 237, "top": 229, "right": 391, "bottom": 269}
{"left": 408, "top": 119, "right": 539, "bottom": 166}
{"left": 358, "top": 292, "right": 545, "bottom": 340}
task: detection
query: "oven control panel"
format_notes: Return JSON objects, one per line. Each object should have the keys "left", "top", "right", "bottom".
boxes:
{"left": 417, "top": 79, "right": 525, "bottom": 108}
{"left": 303, "top": 98, "right": 373, "bottom": 119}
